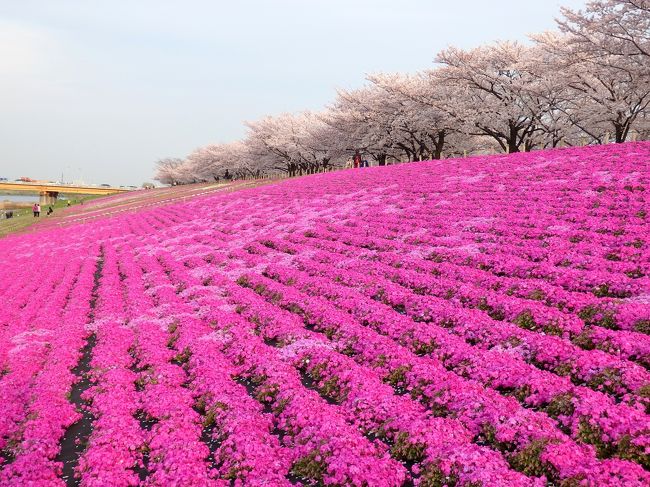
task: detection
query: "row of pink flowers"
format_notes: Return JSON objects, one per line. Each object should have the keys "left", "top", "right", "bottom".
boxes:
{"left": 275, "top": 229, "right": 650, "bottom": 370}
{"left": 0, "top": 253, "right": 96, "bottom": 484}
{"left": 275, "top": 239, "right": 649, "bottom": 402}
{"left": 151, "top": 251, "right": 410, "bottom": 486}
{"left": 255, "top": 258, "right": 650, "bottom": 462}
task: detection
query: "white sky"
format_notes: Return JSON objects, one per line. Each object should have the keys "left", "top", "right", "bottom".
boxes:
{"left": 0, "top": 0, "right": 586, "bottom": 186}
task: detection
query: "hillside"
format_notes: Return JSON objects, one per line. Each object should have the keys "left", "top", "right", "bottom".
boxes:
{"left": 0, "top": 180, "right": 271, "bottom": 238}
{"left": 0, "top": 142, "right": 649, "bottom": 486}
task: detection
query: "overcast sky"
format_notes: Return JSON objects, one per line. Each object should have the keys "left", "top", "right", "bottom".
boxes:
{"left": 0, "top": 0, "right": 587, "bottom": 186}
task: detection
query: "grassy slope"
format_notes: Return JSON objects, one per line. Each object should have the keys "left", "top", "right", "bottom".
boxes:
{"left": 0, "top": 180, "right": 276, "bottom": 238}
{"left": 0, "top": 195, "right": 105, "bottom": 238}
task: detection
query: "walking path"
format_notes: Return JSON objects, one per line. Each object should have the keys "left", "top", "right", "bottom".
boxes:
{"left": 0, "top": 180, "right": 276, "bottom": 238}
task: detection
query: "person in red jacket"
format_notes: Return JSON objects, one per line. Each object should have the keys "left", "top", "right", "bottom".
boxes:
{"left": 353, "top": 150, "right": 362, "bottom": 168}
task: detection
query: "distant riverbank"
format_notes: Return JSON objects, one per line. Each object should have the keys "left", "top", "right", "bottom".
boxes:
{"left": 1, "top": 194, "right": 38, "bottom": 209}
{"left": 1, "top": 194, "right": 39, "bottom": 203}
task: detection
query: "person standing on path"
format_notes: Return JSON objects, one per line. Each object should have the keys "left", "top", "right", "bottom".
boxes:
{"left": 32, "top": 203, "right": 39, "bottom": 217}
{"left": 36, "top": 203, "right": 41, "bottom": 217}
{"left": 353, "top": 151, "right": 362, "bottom": 169}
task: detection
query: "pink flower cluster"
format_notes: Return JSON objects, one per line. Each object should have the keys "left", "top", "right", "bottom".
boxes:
{"left": 0, "top": 142, "right": 648, "bottom": 485}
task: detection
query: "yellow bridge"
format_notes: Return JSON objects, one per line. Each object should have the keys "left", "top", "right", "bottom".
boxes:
{"left": 0, "top": 182, "right": 130, "bottom": 205}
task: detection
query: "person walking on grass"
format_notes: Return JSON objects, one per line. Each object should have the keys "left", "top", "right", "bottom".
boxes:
{"left": 32, "top": 203, "right": 39, "bottom": 217}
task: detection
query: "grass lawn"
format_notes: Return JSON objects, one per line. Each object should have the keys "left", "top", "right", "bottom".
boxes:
{"left": 0, "top": 194, "right": 106, "bottom": 238}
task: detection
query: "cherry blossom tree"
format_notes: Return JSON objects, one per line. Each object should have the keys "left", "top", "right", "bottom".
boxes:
{"left": 153, "top": 157, "right": 184, "bottom": 185}
{"left": 558, "top": 0, "right": 650, "bottom": 68}
{"left": 367, "top": 72, "right": 459, "bottom": 159}
{"left": 435, "top": 42, "right": 544, "bottom": 153}
{"left": 184, "top": 145, "right": 227, "bottom": 182}
{"left": 184, "top": 141, "right": 263, "bottom": 181}
{"left": 321, "top": 86, "right": 400, "bottom": 166}
{"left": 244, "top": 112, "right": 340, "bottom": 176}
{"left": 534, "top": 30, "right": 650, "bottom": 143}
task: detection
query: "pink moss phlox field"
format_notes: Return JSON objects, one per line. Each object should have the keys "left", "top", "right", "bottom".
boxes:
{"left": 0, "top": 143, "right": 649, "bottom": 486}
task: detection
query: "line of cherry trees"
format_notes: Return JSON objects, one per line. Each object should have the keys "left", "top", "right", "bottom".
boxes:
{"left": 155, "top": 0, "right": 650, "bottom": 185}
